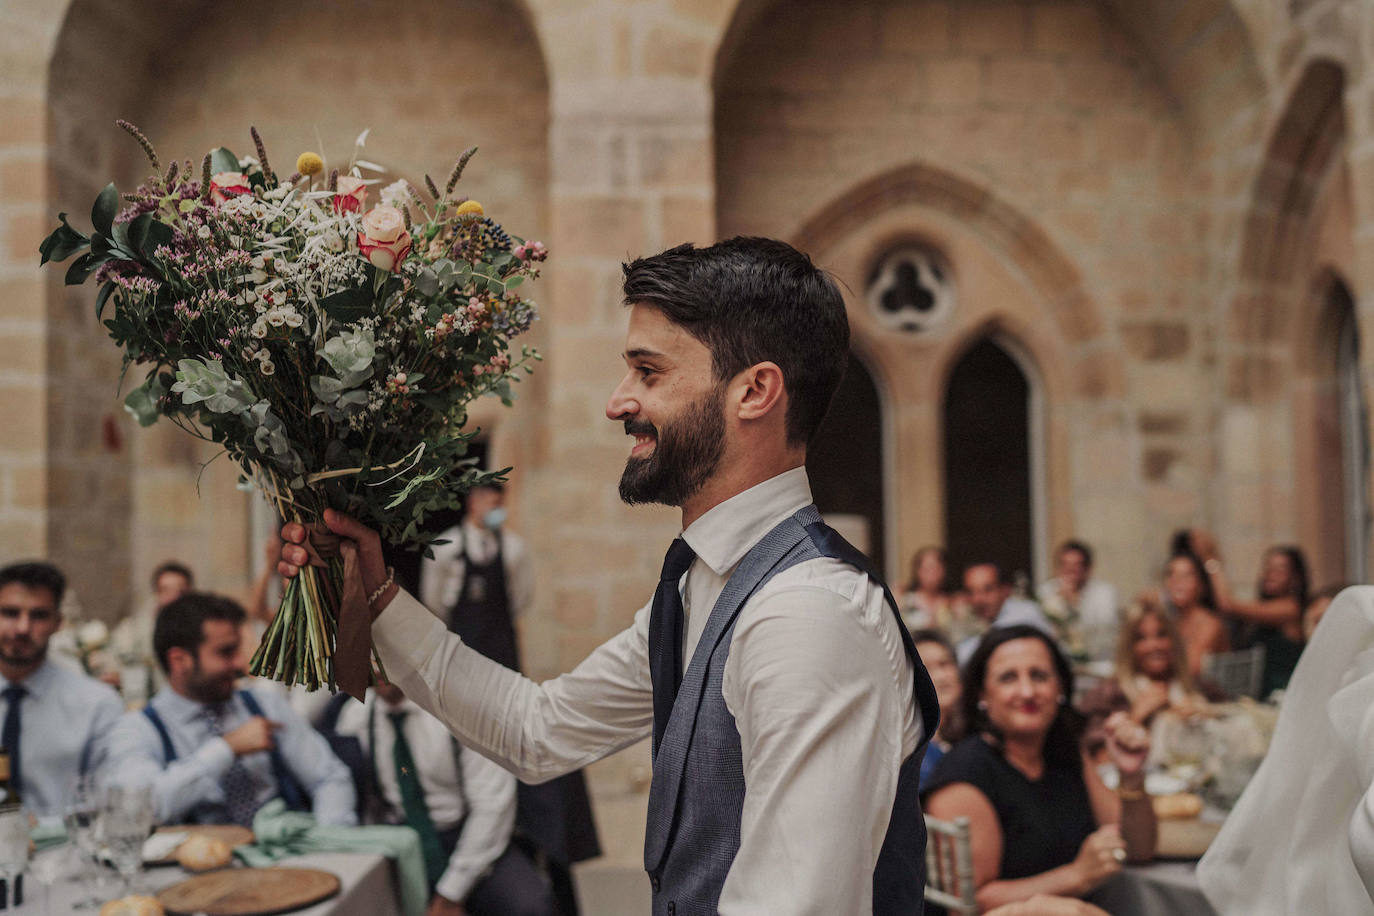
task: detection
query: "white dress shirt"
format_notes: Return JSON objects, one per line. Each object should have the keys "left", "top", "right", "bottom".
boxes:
{"left": 335, "top": 693, "right": 516, "bottom": 903}
{"left": 0, "top": 661, "right": 124, "bottom": 820}
{"left": 420, "top": 522, "right": 533, "bottom": 620}
{"left": 374, "top": 467, "right": 923, "bottom": 915}
{"left": 100, "top": 685, "right": 357, "bottom": 826}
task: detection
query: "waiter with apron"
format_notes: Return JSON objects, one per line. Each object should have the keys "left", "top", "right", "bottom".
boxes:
{"left": 420, "top": 482, "right": 601, "bottom": 916}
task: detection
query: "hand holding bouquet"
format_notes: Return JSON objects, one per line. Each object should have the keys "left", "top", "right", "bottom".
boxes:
{"left": 41, "top": 123, "right": 545, "bottom": 696}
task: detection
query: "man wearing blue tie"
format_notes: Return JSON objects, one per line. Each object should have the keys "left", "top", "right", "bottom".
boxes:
{"left": 0, "top": 562, "right": 123, "bottom": 821}
{"left": 279, "top": 238, "right": 941, "bottom": 915}
{"left": 100, "top": 593, "right": 356, "bottom": 826}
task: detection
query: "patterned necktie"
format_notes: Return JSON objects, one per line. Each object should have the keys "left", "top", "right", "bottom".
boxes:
{"left": 388, "top": 711, "right": 447, "bottom": 888}
{"left": 203, "top": 704, "right": 262, "bottom": 827}
{"left": 649, "top": 538, "right": 696, "bottom": 755}
{"left": 1, "top": 685, "right": 25, "bottom": 798}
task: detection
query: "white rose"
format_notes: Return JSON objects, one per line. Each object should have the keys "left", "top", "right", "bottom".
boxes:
{"left": 360, "top": 205, "right": 406, "bottom": 244}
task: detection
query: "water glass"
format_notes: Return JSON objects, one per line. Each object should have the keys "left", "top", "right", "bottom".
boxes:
{"left": 63, "top": 775, "right": 105, "bottom": 909}
{"left": 99, "top": 784, "right": 155, "bottom": 894}
{"left": 27, "top": 845, "right": 73, "bottom": 916}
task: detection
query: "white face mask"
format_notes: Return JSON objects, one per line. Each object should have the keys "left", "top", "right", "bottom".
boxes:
{"left": 482, "top": 507, "right": 507, "bottom": 531}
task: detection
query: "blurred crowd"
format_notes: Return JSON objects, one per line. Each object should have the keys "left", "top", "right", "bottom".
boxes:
{"left": 904, "top": 531, "right": 1336, "bottom": 912}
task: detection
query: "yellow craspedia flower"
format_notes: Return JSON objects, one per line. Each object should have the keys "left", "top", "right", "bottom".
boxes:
{"left": 455, "top": 200, "right": 484, "bottom": 221}
{"left": 295, "top": 152, "right": 324, "bottom": 177}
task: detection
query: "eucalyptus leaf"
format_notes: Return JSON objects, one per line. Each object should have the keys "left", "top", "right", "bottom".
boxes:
{"left": 208, "top": 147, "right": 240, "bottom": 176}
{"left": 123, "top": 373, "right": 168, "bottom": 427}
{"left": 415, "top": 268, "right": 439, "bottom": 298}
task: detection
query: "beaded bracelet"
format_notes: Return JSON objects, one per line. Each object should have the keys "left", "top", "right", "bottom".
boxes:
{"left": 368, "top": 566, "right": 396, "bottom": 606}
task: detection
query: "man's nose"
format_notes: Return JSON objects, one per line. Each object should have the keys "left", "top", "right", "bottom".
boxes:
{"left": 605, "top": 374, "right": 639, "bottom": 421}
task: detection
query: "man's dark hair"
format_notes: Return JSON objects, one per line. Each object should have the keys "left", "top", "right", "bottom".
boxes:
{"left": 1057, "top": 539, "right": 1093, "bottom": 569}
{"left": 153, "top": 592, "right": 246, "bottom": 673}
{"left": 621, "top": 237, "right": 850, "bottom": 446}
{"left": 0, "top": 562, "right": 65, "bottom": 608}
{"left": 964, "top": 560, "right": 1009, "bottom": 587}
{"left": 151, "top": 560, "right": 195, "bottom": 591}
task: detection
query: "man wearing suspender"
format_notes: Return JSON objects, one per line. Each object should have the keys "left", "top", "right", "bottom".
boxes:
{"left": 280, "top": 237, "right": 939, "bottom": 914}
{"left": 100, "top": 593, "right": 356, "bottom": 826}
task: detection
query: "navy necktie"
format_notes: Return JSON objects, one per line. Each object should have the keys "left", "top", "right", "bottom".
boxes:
{"left": 1, "top": 685, "right": 24, "bottom": 797}
{"left": 649, "top": 538, "right": 696, "bottom": 755}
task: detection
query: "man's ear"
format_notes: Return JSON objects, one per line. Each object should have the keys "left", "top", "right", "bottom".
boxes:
{"left": 733, "top": 361, "right": 787, "bottom": 422}
{"left": 166, "top": 645, "right": 193, "bottom": 677}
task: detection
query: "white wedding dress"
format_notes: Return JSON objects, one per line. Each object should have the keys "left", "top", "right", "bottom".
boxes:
{"left": 1198, "top": 586, "right": 1374, "bottom": 914}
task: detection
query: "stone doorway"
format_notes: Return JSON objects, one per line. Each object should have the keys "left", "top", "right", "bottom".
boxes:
{"left": 943, "top": 337, "right": 1040, "bottom": 590}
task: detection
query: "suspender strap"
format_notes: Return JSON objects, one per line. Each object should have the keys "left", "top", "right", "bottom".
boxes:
{"left": 141, "top": 704, "right": 177, "bottom": 763}
{"left": 237, "top": 690, "right": 309, "bottom": 811}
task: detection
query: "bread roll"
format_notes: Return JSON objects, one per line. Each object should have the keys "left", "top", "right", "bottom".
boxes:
{"left": 98, "top": 896, "right": 165, "bottom": 916}
{"left": 175, "top": 832, "right": 234, "bottom": 871}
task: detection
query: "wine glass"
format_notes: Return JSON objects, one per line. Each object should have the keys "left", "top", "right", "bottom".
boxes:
{"left": 98, "top": 784, "right": 156, "bottom": 895}
{"left": 62, "top": 775, "right": 105, "bottom": 909}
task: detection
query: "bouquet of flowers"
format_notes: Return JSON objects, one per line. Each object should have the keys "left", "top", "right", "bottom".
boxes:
{"left": 40, "top": 123, "right": 545, "bottom": 695}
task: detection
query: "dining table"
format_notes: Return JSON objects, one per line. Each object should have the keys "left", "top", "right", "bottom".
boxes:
{"left": 11, "top": 850, "right": 403, "bottom": 915}
{"left": 1090, "top": 860, "right": 1217, "bottom": 915}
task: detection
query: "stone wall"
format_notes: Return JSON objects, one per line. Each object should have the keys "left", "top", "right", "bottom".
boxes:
{"left": 5, "top": 0, "right": 1374, "bottom": 873}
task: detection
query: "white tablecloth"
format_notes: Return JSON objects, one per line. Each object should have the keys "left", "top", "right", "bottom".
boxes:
{"left": 13, "top": 851, "right": 401, "bottom": 915}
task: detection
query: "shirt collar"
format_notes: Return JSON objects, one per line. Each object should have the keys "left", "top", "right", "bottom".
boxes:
{"left": 0, "top": 660, "right": 58, "bottom": 697}
{"left": 681, "top": 467, "right": 813, "bottom": 577}
{"left": 153, "top": 685, "right": 225, "bottom": 726}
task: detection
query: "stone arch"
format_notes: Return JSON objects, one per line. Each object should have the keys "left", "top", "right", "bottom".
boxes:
{"left": 1229, "top": 58, "right": 1346, "bottom": 371}
{"left": 793, "top": 162, "right": 1118, "bottom": 403}
{"left": 42, "top": 0, "right": 551, "bottom": 612}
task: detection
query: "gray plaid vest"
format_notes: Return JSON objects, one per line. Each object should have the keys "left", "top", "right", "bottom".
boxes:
{"left": 644, "top": 505, "right": 939, "bottom": 915}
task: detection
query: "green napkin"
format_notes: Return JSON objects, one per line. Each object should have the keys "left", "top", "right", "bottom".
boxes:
{"left": 237, "top": 800, "right": 428, "bottom": 916}
{"left": 31, "top": 821, "right": 67, "bottom": 852}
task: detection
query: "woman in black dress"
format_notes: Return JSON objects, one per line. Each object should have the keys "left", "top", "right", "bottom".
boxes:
{"left": 923, "top": 626, "right": 1156, "bottom": 911}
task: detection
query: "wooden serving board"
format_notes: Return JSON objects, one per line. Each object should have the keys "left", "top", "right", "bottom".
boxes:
{"left": 148, "top": 825, "right": 254, "bottom": 866}
{"left": 157, "top": 866, "right": 340, "bottom": 915}
{"left": 1156, "top": 817, "right": 1222, "bottom": 859}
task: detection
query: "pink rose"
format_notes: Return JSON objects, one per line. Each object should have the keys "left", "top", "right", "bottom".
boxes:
{"left": 209, "top": 171, "right": 252, "bottom": 204}
{"left": 357, "top": 205, "right": 412, "bottom": 271}
{"left": 333, "top": 176, "right": 368, "bottom": 214}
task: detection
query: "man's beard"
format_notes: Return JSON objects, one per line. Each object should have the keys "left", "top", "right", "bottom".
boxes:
{"left": 185, "top": 663, "right": 237, "bottom": 704}
{"left": 619, "top": 384, "right": 727, "bottom": 508}
{"left": 0, "top": 639, "right": 44, "bottom": 668}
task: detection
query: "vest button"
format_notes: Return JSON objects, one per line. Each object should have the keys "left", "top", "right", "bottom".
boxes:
{"left": 667, "top": 902, "right": 676, "bottom": 915}
{"left": 651, "top": 876, "right": 661, "bottom": 892}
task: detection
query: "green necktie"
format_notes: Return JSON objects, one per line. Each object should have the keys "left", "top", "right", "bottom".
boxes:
{"left": 388, "top": 711, "right": 447, "bottom": 888}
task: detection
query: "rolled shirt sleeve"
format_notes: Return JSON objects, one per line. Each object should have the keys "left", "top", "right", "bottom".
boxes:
{"left": 372, "top": 589, "right": 653, "bottom": 782}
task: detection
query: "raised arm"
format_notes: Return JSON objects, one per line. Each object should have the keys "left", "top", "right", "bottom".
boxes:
{"left": 279, "top": 511, "right": 654, "bottom": 783}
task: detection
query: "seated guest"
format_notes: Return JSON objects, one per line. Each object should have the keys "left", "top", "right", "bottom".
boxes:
{"left": 957, "top": 563, "right": 1054, "bottom": 664}
{"left": 1078, "top": 596, "right": 1225, "bottom": 760}
{"left": 924, "top": 625, "right": 1156, "bottom": 911}
{"left": 333, "top": 682, "right": 555, "bottom": 916}
{"left": 0, "top": 562, "right": 123, "bottom": 819}
{"left": 1162, "top": 550, "right": 1228, "bottom": 678}
{"left": 104, "top": 560, "right": 195, "bottom": 699}
{"left": 1190, "top": 531, "right": 1309, "bottom": 696}
{"left": 911, "top": 630, "right": 967, "bottom": 790}
{"left": 100, "top": 593, "right": 356, "bottom": 826}
{"left": 1302, "top": 583, "right": 1346, "bottom": 640}
{"left": 1036, "top": 540, "right": 1119, "bottom": 663}
{"left": 900, "top": 547, "right": 960, "bottom": 633}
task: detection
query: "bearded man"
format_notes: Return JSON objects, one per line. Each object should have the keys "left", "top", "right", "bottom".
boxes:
{"left": 279, "top": 237, "right": 939, "bottom": 915}
{"left": 100, "top": 593, "right": 356, "bottom": 826}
